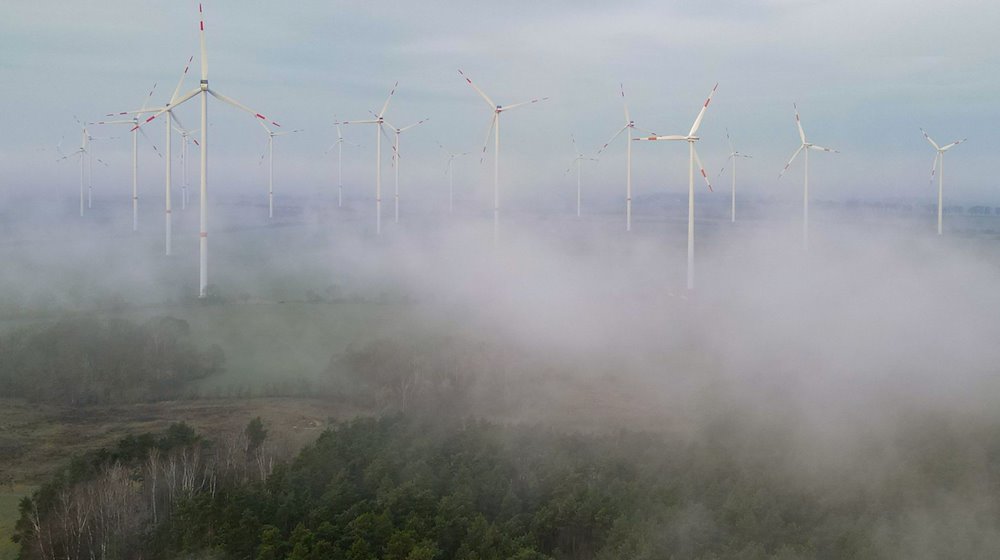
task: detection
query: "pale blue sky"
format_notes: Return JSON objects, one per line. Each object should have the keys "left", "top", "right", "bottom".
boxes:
{"left": 2, "top": 0, "right": 998, "bottom": 205}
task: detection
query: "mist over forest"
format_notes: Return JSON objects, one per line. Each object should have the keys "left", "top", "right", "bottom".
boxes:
{"left": 2, "top": 190, "right": 1000, "bottom": 558}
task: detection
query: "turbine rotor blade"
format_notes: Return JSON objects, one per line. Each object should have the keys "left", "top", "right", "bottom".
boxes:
{"left": 597, "top": 124, "right": 628, "bottom": 155}
{"left": 929, "top": 153, "right": 939, "bottom": 186}
{"left": 692, "top": 145, "right": 713, "bottom": 192}
{"left": 920, "top": 128, "right": 940, "bottom": 150}
{"left": 794, "top": 103, "right": 806, "bottom": 144}
{"left": 170, "top": 55, "right": 194, "bottom": 105}
{"left": 139, "top": 82, "right": 158, "bottom": 112}
{"left": 498, "top": 97, "right": 549, "bottom": 112}
{"left": 458, "top": 70, "right": 496, "bottom": 109}
{"left": 378, "top": 81, "right": 398, "bottom": 118}
{"left": 620, "top": 83, "right": 631, "bottom": 124}
{"left": 688, "top": 83, "right": 718, "bottom": 138}
{"left": 209, "top": 90, "right": 281, "bottom": 127}
{"left": 399, "top": 118, "right": 429, "bottom": 133}
{"left": 480, "top": 114, "right": 497, "bottom": 164}
{"left": 199, "top": 3, "right": 208, "bottom": 81}
{"left": 808, "top": 144, "right": 838, "bottom": 153}
{"left": 778, "top": 144, "right": 805, "bottom": 179}
{"left": 941, "top": 138, "right": 967, "bottom": 151}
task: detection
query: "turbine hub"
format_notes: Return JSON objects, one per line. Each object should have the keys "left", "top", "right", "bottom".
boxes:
{"left": 200, "top": 79, "right": 208, "bottom": 91}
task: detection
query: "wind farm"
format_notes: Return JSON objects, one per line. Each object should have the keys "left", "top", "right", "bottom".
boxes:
{"left": 4, "top": 2, "right": 1000, "bottom": 559}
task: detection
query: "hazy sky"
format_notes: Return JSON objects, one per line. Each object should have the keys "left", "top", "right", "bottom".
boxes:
{"left": 2, "top": 0, "right": 998, "bottom": 206}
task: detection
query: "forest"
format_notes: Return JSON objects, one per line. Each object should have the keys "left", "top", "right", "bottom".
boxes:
{"left": 14, "top": 412, "right": 1000, "bottom": 559}
{"left": 0, "top": 316, "right": 224, "bottom": 405}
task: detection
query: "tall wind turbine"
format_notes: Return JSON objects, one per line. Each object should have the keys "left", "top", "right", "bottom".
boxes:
{"left": 327, "top": 117, "right": 359, "bottom": 208}
{"left": 458, "top": 69, "right": 548, "bottom": 244}
{"left": 384, "top": 117, "right": 429, "bottom": 223}
{"left": 132, "top": 3, "right": 281, "bottom": 298}
{"left": 716, "top": 129, "right": 751, "bottom": 223}
{"left": 257, "top": 123, "right": 302, "bottom": 219}
{"left": 634, "top": 83, "right": 718, "bottom": 291}
{"left": 567, "top": 135, "right": 598, "bottom": 218}
{"left": 437, "top": 142, "right": 469, "bottom": 214}
{"left": 93, "top": 83, "right": 162, "bottom": 231}
{"left": 597, "top": 85, "right": 654, "bottom": 231}
{"left": 336, "top": 82, "right": 399, "bottom": 235}
{"left": 778, "top": 103, "right": 838, "bottom": 250}
{"left": 921, "top": 128, "right": 966, "bottom": 235}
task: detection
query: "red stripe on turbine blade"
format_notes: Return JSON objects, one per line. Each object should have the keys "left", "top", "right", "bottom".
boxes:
{"left": 145, "top": 116, "right": 155, "bottom": 123}
{"left": 255, "top": 114, "right": 265, "bottom": 120}
{"left": 200, "top": 22, "right": 204, "bottom": 30}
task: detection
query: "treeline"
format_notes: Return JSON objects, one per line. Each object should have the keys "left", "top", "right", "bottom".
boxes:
{"left": 13, "top": 419, "right": 277, "bottom": 560}
{"left": 15, "top": 414, "right": 1000, "bottom": 558}
{"left": 146, "top": 416, "right": 879, "bottom": 559}
{"left": 0, "top": 315, "right": 224, "bottom": 404}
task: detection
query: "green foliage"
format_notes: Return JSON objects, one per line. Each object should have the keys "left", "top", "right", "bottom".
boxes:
{"left": 0, "top": 315, "right": 225, "bottom": 405}
{"left": 149, "top": 416, "right": 881, "bottom": 559}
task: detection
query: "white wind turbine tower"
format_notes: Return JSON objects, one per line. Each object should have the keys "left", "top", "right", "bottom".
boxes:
{"left": 778, "top": 103, "right": 838, "bottom": 250}
{"left": 458, "top": 69, "right": 548, "bottom": 244}
{"left": 921, "top": 128, "right": 966, "bottom": 235}
{"left": 93, "top": 83, "right": 162, "bottom": 231}
{"left": 597, "top": 85, "right": 654, "bottom": 232}
{"left": 257, "top": 122, "right": 302, "bottom": 219}
{"left": 326, "top": 117, "right": 360, "bottom": 208}
{"left": 567, "top": 135, "right": 598, "bottom": 218}
{"left": 437, "top": 142, "right": 469, "bottom": 214}
{"left": 133, "top": 3, "right": 282, "bottom": 298}
{"left": 634, "top": 83, "right": 718, "bottom": 291}
{"left": 716, "top": 129, "right": 751, "bottom": 223}
{"left": 384, "top": 117, "right": 429, "bottom": 223}
{"left": 336, "top": 82, "right": 399, "bottom": 235}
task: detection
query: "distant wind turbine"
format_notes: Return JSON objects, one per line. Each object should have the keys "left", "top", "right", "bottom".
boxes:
{"left": 384, "top": 117, "right": 429, "bottom": 223}
{"left": 327, "top": 117, "right": 360, "bottom": 208}
{"left": 132, "top": 3, "right": 282, "bottom": 297}
{"left": 336, "top": 82, "right": 399, "bottom": 235}
{"left": 716, "top": 129, "right": 751, "bottom": 223}
{"left": 567, "top": 135, "right": 598, "bottom": 218}
{"left": 634, "top": 83, "right": 718, "bottom": 290}
{"left": 921, "top": 128, "right": 966, "bottom": 235}
{"left": 458, "top": 69, "right": 548, "bottom": 245}
{"left": 93, "top": 83, "right": 163, "bottom": 232}
{"left": 173, "top": 124, "right": 200, "bottom": 211}
{"left": 437, "top": 142, "right": 469, "bottom": 214}
{"left": 778, "top": 103, "right": 838, "bottom": 250}
{"left": 257, "top": 123, "right": 302, "bottom": 219}
{"left": 597, "top": 84, "right": 655, "bottom": 232}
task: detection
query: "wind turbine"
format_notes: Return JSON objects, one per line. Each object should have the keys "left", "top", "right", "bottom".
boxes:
{"left": 173, "top": 124, "right": 200, "bottom": 210}
{"left": 458, "top": 69, "right": 548, "bottom": 245}
{"left": 597, "top": 84, "right": 654, "bottom": 231}
{"left": 384, "top": 117, "right": 429, "bottom": 223}
{"left": 716, "top": 129, "right": 751, "bottom": 223}
{"left": 57, "top": 121, "right": 90, "bottom": 217}
{"left": 59, "top": 119, "right": 113, "bottom": 216}
{"left": 93, "top": 83, "right": 162, "bottom": 231}
{"left": 326, "top": 117, "right": 359, "bottom": 208}
{"left": 634, "top": 83, "right": 718, "bottom": 291}
{"left": 132, "top": 3, "right": 282, "bottom": 298}
{"left": 158, "top": 55, "right": 196, "bottom": 256}
{"left": 921, "top": 128, "right": 966, "bottom": 235}
{"left": 778, "top": 103, "right": 838, "bottom": 250}
{"left": 437, "top": 142, "right": 469, "bottom": 214}
{"left": 257, "top": 122, "right": 303, "bottom": 219}
{"left": 567, "top": 135, "right": 598, "bottom": 218}
{"left": 336, "top": 82, "right": 399, "bottom": 235}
